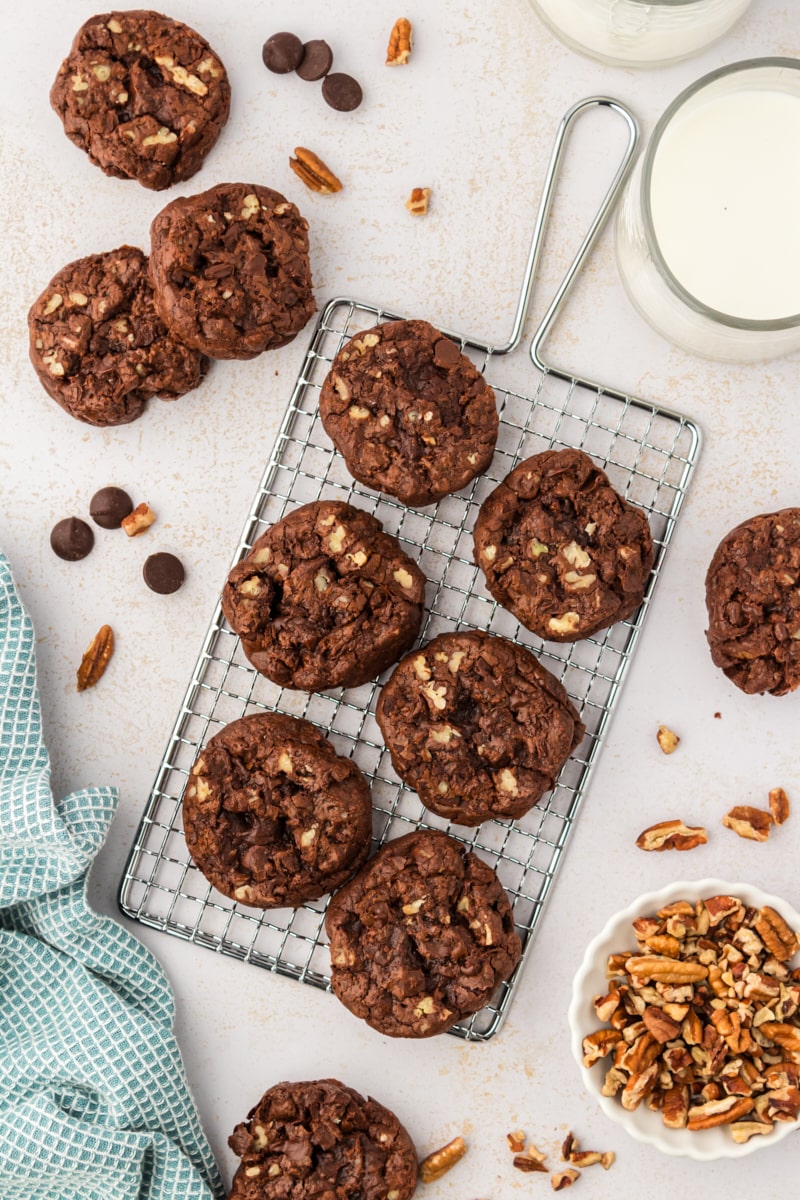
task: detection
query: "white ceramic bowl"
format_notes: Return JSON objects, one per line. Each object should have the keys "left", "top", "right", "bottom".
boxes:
{"left": 568, "top": 878, "right": 800, "bottom": 1160}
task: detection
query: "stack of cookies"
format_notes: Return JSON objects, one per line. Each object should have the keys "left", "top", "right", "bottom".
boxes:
{"left": 29, "top": 11, "right": 316, "bottom": 426}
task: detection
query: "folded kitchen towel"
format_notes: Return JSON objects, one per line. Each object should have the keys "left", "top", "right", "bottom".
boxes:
{"left": 0, "top": 552, "right": 224, "bottom": 1200}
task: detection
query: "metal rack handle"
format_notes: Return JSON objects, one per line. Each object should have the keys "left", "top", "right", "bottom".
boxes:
{"left": 490, "top": 96, "right": 639, "bottom": 363}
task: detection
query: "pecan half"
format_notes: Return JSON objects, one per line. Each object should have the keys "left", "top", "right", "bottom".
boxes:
{"left": 289, "top": 147, "right": 343, "bottom": 195}
{"left": 386, "top": 17, "right": 413, "bottom": 65}
{"left": 722, "top": 805, "right": 773, "bottom": 842}
{"left": 419, "top": 1136, "right": 467, "bottom": 1183}
{"left": 769, "top": 787, "right": 791, "bottom": 825}
{"left": 76, "top": 624, "right": 114, "bottom": 692}
{"left": 636, "top": 819, "right": 707, "bottom": 852}
{"left": 755, "top": 907, "right": 799, "bottom": 962}
{"left": 625, "top": 955, "right": 708, "bottom": 984}
{"left": 687, "top": 1095, "right": 754, "bottom": 1130}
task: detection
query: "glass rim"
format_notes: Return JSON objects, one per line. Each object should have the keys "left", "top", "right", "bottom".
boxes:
{"left": 641, "top": 57, "right": 800, "bottom": 331}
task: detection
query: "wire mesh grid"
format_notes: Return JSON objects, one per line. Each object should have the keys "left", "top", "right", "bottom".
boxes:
{"left": 119, "top": 295, "right": 700, "bottom": 1041}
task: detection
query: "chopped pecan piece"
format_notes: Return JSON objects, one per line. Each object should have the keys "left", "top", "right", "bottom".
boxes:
{"left": 551, "top": 1169, "right": 580, "bottom": 1191}
{"left": 405, "top": 186, "right": 431, "bottom": 216}
{"left": 513, "top": 1155, "right": 547, "bottom": 1173}
{"left": 386, "top": 17, "right": 413, "bottom": 65}
{"left": 76, "top": 624, "right": 114, "bottom": 692}
{"left": 636, "top": 819, "right": 707, "bottom": 852}
{"left": 289, "top": 147, "right": 343, "bottom": 195}
{"left": 687, "top": 1095, "right": 754, "bottom": 1130}
{"left": 769, "top": 787, "right": 791, "bottom": 825}
{"left": 722, "top": 805, "right": 773, "bottom": 842}
{"left": 661, "top": 1084, "right": 689, "bottom": 1129}
{"left": 582, "top": 1028, "right": 623, "bottom": 1067}
{"left": 506, "top": 1130, "right": 526, "bottom": 1153}
{"left": 121, "top": 502, "right": 155, "bottom": 537}
{"left": 730, "top": 1121, "right": 774, "bottom": 1143}
{"left": 656, "top": 724, "right": 680, "bottom": 754}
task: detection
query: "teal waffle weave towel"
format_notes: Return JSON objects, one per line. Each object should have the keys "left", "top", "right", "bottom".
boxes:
{"left": 0, "top": 553, "right": 224, "bottom": 1200}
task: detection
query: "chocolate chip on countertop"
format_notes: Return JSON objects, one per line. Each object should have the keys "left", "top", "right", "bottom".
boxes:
{"left": 321, "top": 72, "right": 363, "bottom": 112}
{"left": 262, "top": 31, "right": 304, "bottom": 73}
{"left": 50, "top": 517, "right": 94, "bottom": 561}
{"left": 296, "top": 39, "right": 333, "bottom": 81}
{"left": 143, "top": 552, "right": 185, "bottom": 594}
{"left": 89, "top": 486, "right": 134, "bottom": 529}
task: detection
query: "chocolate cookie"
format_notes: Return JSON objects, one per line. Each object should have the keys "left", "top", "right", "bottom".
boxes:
{"left": 222, "top": 500, "right": 426, "bottom": 692}
{"left": 474, "top": 448, "right": 654, "bottom": 642}
{"left": 28, "top": 246, "right": 207, "bottom": 426}
{"left": 183, "top": 713, "right": 372, "bottom": 908}
{"left": 50, "top": 10, "right": 230, "bottom": 191}
{"left": 228, "top": 1079, "right": 418, "bottom": 1200}
{"left": 376, "top": 631, "right": 584, "bottom": 826}
{"left": 319, "top": 319, "right": 497, "bottom": 507}
{"left": 148, "top": 183, "right": 315, "bottom": 360}
{"left": 326, "top": 829, "right": 521, "bottom": 1037}
{"left": 705, "top": 508, "right": 800, "bottom": 696}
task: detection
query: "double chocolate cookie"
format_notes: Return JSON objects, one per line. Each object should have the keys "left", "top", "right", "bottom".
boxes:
{"left": 376, "top": 631, "right": 584, "bottom": 826}
{"left": 705, "top": 508, "right": 800, "bottom": 696}
{"left": 183, "top": 713, "right": 372, "bottom": 908}
{"left": 228, "top": 1079, "right": 418, "bottom": 1200}
{"left": 148, "top": 182, "right": 315, "bottom": 359}
{"left": 319, "top": 319, "right": 498, "bottom": 507}
{"left": 50, "top": 10, "right": 230, "bottom": 191}
{"left": 222, "top": 500, "right": 426, "bottom": 692}
{"left": 326, "top": 829, "right": 521, "bottom": 1037}
{"left": 28, "top": 245, "right": 207, "bottom": 425}
{"left": 474, "top": 448, "right": 654, "bottom": 642}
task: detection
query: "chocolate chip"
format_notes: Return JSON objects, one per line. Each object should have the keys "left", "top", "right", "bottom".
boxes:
{"left": 296, "top": 39, "right": 333, "bottom": 81}
{"left": 51, "top": 517, "right": 94, "bottom": 561}
{"left": 89, "top": 486, "right": 134, "bottom": 529}
{"left": 262, "top": 31, "right": 304, "bottom": 74}
{"left": 433, "top": 337, "right": 461, "bottom": 369}
{"left": 321, "top": 72, "right": 363, "bottom": 112}
{"left": 143, "top": 552, "right": 185, "bottom": 594}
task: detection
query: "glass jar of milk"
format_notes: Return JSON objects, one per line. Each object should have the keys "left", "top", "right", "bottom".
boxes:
{"left": 529, "top": 0, "right": 751, "bottom": 68}
{"left": 615, "top": 59, "right": 800, "bottom": 363}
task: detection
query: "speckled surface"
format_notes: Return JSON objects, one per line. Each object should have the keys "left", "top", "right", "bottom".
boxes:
{"left": 2, "top": 1, "right": 799, "bottom": 1195}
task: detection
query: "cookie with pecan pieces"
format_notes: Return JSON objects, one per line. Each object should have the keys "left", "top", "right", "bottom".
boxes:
{"left": 28, "top": 245, "right": 207, "bottom": 426}
{"left": 326, "top": 829, "right": 521, "bottom": 1037}
{"left": 474, "top": 448, "right": 654, "bottom": 642}
{"left": 376, "top": 631, "right": 584, "bottom": 826}
{"left": 50, "top": 10, "right": 230, "bottom": 190}
{"left": 222, "top": 500, "right": 426, "bottom": 692}
{"left": 183, "top": 713, "right": 372, "bottom": 908}
{"left": 705, "top": 508, "right": 800, "bottom": 696}
{"left": 319, "top": 319, "right": 497, "bottom": 507}
{"left": 228, "top": 1079, "right": 418, "bottom": 1200}
{"left": 149, "top": 182, "right": 315, "bottom": 359}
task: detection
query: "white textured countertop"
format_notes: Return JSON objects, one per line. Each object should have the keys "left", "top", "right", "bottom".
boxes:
{"left": 2, "top": 1, "right": 799, "bottom": 1196}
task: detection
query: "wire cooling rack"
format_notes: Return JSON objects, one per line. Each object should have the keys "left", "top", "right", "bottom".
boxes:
{"left": 119, "top": 99, "right": 701, "bottom": 1041}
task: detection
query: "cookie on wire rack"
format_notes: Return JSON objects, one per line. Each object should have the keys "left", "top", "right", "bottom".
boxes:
{"left": 474, "top": 447, "right": 654, "bottom": 642}
{"left": 183, "top": 712, "right": 372, "bottom": 908}
{"left": 319, "top": 318, "right": 498, "bottom": 507}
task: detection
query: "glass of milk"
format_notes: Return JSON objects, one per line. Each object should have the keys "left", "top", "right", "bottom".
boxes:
{"left": 529, "top": 0, "right": 751, "bottom": 68}
{"left": 615, "top": 59, "right": 800, "bottom": 362}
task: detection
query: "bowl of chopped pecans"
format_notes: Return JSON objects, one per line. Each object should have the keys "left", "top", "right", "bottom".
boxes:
{"left": 568, "top": 879, "right": 800, "bottom": 1158}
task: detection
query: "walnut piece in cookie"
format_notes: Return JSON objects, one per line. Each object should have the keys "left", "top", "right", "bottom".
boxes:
{"left": 50, "top": 10, "right": 230, "bottom": 190}
{"left": 222, "top": 500, "right": 426, "bottom": 692}
{"left": 227, "top": 1079, "right": 418, "bottom": 1200}
{"left": 28, "top": 246, "right": 207, "bottom": 426}
{"left": 705, "top": 508, "right": 800, "bottom": 696}
{"left": 148, "top": 182, "right": 315, "bottom": 360}
{"left": 325, "top": 829, "right": 521, "bottom": 1037}
{"left": 376, "top": 631, "right": 584, "bottom": 826}
{"left": 319, "top": 319, "right": 497, "bottom": 507}
{"left": 474, "top": 448, "right": 654, "bottom": 643}
{"left": 183, "top": 713, "right": 372, "bottom": 907}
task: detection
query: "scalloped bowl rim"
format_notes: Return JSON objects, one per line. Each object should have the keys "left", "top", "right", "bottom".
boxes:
{"left": 568, "top": 877, "right": 800, "bottom": 1160}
